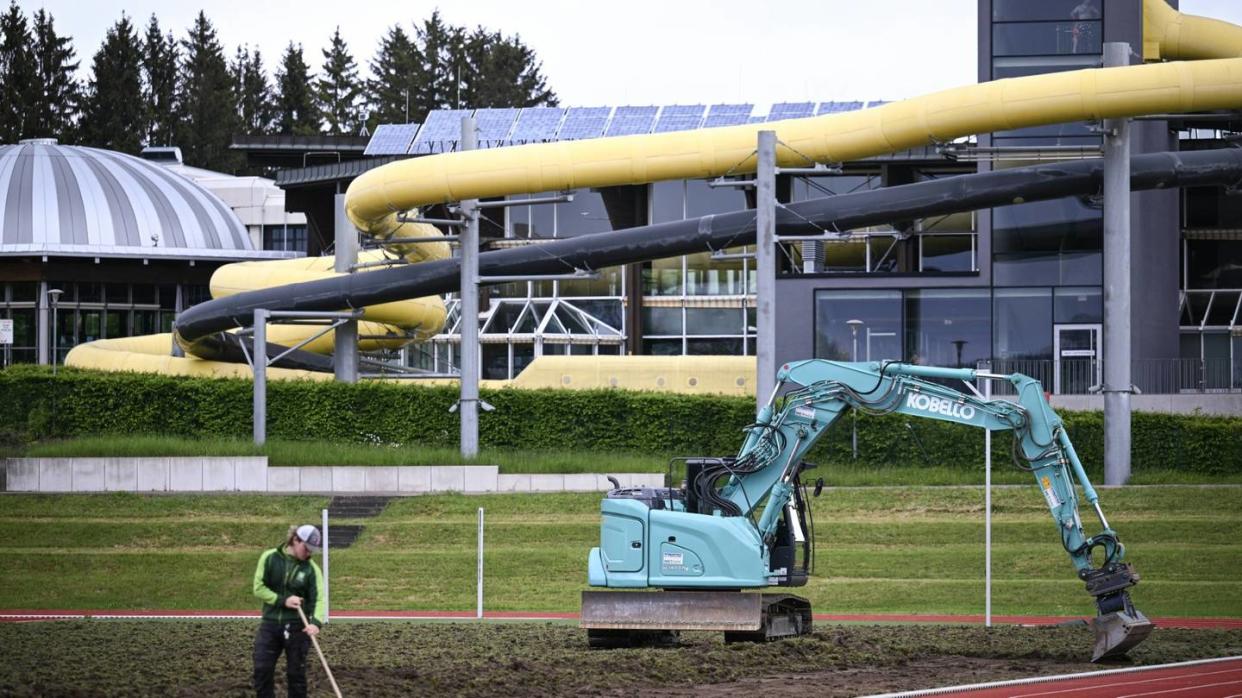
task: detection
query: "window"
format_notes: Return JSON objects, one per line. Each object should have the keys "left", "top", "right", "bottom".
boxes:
{"left": 993, "top": 199, "right": 1102, "bottom": 286}
{"left": 994, "top": 288, "right": 1053, "bottom": 360}
{"left": 1054, "top": 287, "right": 1102, "bottom": 323}
{"left": 993, "top": 0, "right": 1104, "bottom": 21}
{"left": 263, "top": 225, "right": 308, "bottom": 252}
{"left": 921, "top": 235, "right": 975, "bottom": 272}
{"left": 814, "top": 290, "right": 902, "bottom": 361}
{"left": 993, "top": 21, "right": 1101, "bottom": 56}
{"left": 905, "top": 289, "right": 991, "bottom": 368}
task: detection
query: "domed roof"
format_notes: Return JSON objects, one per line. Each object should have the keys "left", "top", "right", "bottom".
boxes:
{"left": 0, "top": 140, "right": 259, "bottom": 259}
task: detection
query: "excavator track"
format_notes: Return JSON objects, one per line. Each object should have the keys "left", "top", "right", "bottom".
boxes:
{"left": 581, "top": 591, "right": 812, "bottom": 648}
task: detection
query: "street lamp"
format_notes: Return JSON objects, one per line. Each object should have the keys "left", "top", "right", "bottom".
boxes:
{"left": 47, "top": 288, "right": 63, "bottom": 375}
{"left": 846, "top": 319, "right": 864, "bottom": 459}
{"left": 951, "top": 339, "right": 968, "bottom": 368}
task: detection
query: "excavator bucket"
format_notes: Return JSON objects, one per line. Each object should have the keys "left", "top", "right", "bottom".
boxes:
{"left": 1092, "top": 608, "right": 1155, "bottom": 662}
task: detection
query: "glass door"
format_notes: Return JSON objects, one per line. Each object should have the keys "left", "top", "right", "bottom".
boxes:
{"left": 1054, "top": 324, "right": 1101, "bottom": 394}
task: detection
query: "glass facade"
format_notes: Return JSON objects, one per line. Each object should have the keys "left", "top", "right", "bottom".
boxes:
{"left": 263, "top": 224, "right": 308, "bottom": 253}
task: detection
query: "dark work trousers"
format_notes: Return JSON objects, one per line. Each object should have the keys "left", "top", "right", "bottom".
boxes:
{"left": 253, "top": 621, "right": 311, "bottom": 698}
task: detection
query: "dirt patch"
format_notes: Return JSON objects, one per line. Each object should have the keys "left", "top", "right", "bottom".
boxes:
{"left": 0, "top": 621, "right": 1238, "bottom": 697}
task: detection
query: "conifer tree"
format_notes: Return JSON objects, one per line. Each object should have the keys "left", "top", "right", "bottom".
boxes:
{"left": 366, "top": 24, "right": 422, "bottom": 129}
{"left": 176, "top": 11, "right": 239, "bottom": 171}
{"left": 80, "top": 14, "right": 145, "bottom": 153}
{"left": 274, "top": 42, "right": 318, "bottom": 136}
{"left": 27, "top": 8, "right": 80, "bottom": 140}
{"left": 0, "top": 2, "right": 37, "bottom": 142}
{"left": 411, "top": 10, "right": 457, "bottom": 120}
{"left": 231, "top": 45, "right": 275, "bottom": 135}
{"left": 315, "top": 27, "right": 363, "bottom": 135}
{"left": 142, "top": 15, "right": 178, "bottom": 147}
{"left": 462, "top": 28, "right": 557, "bottom": 108}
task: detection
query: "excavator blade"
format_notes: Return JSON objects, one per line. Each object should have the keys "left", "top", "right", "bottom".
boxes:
{"left": 1092, "top": 609, "right": 1154, "bottom": 662}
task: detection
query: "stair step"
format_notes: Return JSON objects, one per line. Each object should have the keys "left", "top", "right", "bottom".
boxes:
{"left": 323, "top": 496, "right": 394, "bottom": 550}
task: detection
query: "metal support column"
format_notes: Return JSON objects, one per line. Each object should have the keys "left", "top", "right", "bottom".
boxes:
{"left": 755, "top": 131, "right": 777, "bottom": 412}
{"left": 459, "top": 117, "right": 481, "bottom": 458}
{"left": 36, "top": 281, "right": 49, "bottom": 365}
{"left": 253, "top": 308, "right": 268, "bottom": 446}
{"left": 333, "top": 193, "right": 359, "bottom": 383}
{"left": 1103, "top": 42, "right": 1132, "bottom": 486}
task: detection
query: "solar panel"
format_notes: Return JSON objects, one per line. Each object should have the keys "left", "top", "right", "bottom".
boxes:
{"left": 653, "top": 104, "right": 706, "bottom": 133}
{"left": 364, "top": 123, "right": 419, "bottom": 156}
{"left": 558, "top": 107, "right": 611, "bottom": 140}
{"left": 865, "top": 100, "right": 890, "bottom": 109}
{"left": 766, "top": 102, "right": 816, "bottom": 121}
{"left": 409, "top": 109, "right": 472, "bottom": 153}
{"left": 473, "top": 108, "right": 520, "bottom": 147}
{"left": 816, "top": 101, "right": 865, "bottom": 115}
{"left": 509, "top": 107, "right": 567, "bottom": 143}
{"left": 703, "top": 104, "right": 754, "bottom": 128}
{"left": 605, "top": 105, "right": 658, "bottom": 137}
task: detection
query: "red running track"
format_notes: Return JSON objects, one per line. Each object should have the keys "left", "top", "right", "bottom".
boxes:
{"left": 0, "top": 610, "right": 1239, "bottom": 629}
{"left": 869, "top": 656, "right": 1242, "bottom": 697}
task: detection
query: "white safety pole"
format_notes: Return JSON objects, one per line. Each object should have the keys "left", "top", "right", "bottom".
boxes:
{"left": 476, "top": 507, "right": 485, "bottom": 619}
{"left": 322, "top": 507, "right": 330, "bottom": 623}
{"left": 984, "top": 373, "right": 992, "bottom": 627}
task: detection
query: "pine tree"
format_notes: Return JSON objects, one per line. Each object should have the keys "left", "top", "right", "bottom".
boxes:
{"left": 142, "top": 15, "right": 178, "bottom": 147}
{"left": 315, "top": 27, "right": 363, "bottom": 135}
{"left": 366, "top": 24, "right": 422, "bottom": 129}
{"left": 411, "top": 11, "right": 458, "bottom": 121}
{"left": 0, "top": 1, "right": 37, "bottom": 143}
{"left": 231, "top": 45, "right": 275, "bottom": 135}
{"left": 27, "top": 8, "right": 80, "bottom": 141}
{"left": 464, "top": 29, "right": 557, "bottom": 108}
{"left": 176, "top": 11, "right": 239, "bottom": 171}
{"left": 80, "top": 14, "right": 145, "bottom": 153}
{"left": 274, "top": 42, "right": 317, "bottom": 136}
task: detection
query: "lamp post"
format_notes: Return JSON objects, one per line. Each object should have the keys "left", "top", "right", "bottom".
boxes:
{"left": 47, "top": 288, "right": 63, "bottom": 375}
{"left": 952, "top": 339, "right": 968, "bottom": 369}
{"left": 846, "top": 319, "right": 864, "bottom": 459}
{"left": 402, "top": 89, "right": 410, "bottom": 123}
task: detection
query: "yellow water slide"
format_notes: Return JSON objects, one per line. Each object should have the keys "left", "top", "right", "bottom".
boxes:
{"left": 66, "top": 0, "right": 1242, "bottom": 391}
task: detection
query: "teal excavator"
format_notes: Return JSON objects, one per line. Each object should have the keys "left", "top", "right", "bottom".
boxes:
{"left": 582, "top": 360, "right": 1153, "bottom": 661}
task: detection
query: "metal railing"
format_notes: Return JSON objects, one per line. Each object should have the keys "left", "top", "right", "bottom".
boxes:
{"left": 986, "top": 358, "right": 1240, "bottom": 395}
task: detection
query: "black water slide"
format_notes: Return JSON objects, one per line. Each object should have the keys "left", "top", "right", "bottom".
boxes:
{"left": 174, "top": 149, "right": 1242, "bottom": 369}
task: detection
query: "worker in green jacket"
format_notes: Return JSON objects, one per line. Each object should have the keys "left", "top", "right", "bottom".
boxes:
{"left": 252, "top": 524, "right": 325, "bottom": 698}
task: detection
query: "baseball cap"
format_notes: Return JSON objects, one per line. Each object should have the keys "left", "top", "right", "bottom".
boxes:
{"left": 296, "top": 524, "right": 322, "bottom": 552}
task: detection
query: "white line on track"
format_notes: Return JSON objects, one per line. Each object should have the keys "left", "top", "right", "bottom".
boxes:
{"left": 861, "top": 656, "right": 1242, "bottom": 698}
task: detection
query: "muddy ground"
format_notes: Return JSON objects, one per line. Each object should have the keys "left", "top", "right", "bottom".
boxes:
{"left": 1, "top": 621, "right": 1239, "bottom": 697}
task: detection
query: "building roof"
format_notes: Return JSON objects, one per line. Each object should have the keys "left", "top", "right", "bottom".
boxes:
{"left": 0, "top": 140, "right": 292, "bottom": 261}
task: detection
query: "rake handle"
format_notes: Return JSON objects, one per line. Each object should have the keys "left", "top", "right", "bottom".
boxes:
{"left": 296, "top": 605, "right": 343, "bottom": 698}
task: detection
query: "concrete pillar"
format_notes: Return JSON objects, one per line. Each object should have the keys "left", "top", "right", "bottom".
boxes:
{"left": 1103, "top": 42, "right": 1132, "bottom": 486}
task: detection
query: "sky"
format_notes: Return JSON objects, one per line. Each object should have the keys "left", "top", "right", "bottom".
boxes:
{"left": 14, "top": 0, "right": 1242, "bottom": 114}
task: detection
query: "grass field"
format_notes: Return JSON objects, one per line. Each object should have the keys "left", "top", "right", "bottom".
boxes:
{"left": 2, "top": 486, "right": 1240, "bottom": 618}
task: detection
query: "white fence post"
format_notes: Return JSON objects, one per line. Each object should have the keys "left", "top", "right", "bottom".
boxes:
{"left": 322, "top": 507, "right": 330, "bottom": 623}
{"left": 477, "top": 507, "right": 484, "bottom": 620}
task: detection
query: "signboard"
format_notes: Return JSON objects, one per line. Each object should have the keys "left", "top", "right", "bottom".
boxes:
{"left": 0, "top": 319, "right": 12, "bottom": 345}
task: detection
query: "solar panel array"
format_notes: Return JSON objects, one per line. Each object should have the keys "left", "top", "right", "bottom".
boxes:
{"left": 366, "top": 100, "right": 882, "bottom": 155}
{"left": 558, "top": 107, "right": 611, "bottom": 140}
{"left": 474, "top": 108, "right": 520, "bottom": 147}
{"left": 409, "top": 109, "right": 472, "bottom": 153}
{"left": 363, "top": 123, "right": 420, "bottom": 156}
{"left": 866, "top": 100, "right": 889, "bottom": 109}
{"left": 703, "top": 104, "right": 754, "bottom": 128}
{"left": 605, "top": 106, "right": 659, "bottom": 137}
{"left": 767, "top": 102, "right": 817, "bottom": 121}
{"left": 653, "top": 104, "right": 706, "bottom": 133}
{"left": 509, "top": 107, "right": 566, "bottom": 143}
{"left": 817, "top": 101, "right": 864, "bottom": 115}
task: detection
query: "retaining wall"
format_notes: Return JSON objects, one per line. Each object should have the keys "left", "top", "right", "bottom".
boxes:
{"left": 1, "top": 458, "right": 664, "bottom": 494}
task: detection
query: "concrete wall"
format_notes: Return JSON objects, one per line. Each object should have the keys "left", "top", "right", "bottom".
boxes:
{"left": 1051, "top": 393, "right": 1242, "bottom": 416}
{"left": 1, "top": 457, "right": 664, "bottom": 494}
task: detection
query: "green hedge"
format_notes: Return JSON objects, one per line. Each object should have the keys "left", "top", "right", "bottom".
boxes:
{"left": 2, "top": 365, "right": 1239, "bottom": 475}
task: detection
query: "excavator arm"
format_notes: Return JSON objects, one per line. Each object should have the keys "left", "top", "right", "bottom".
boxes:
{"left": 730, "top": 360, "right": 1151, "bottom": 659}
